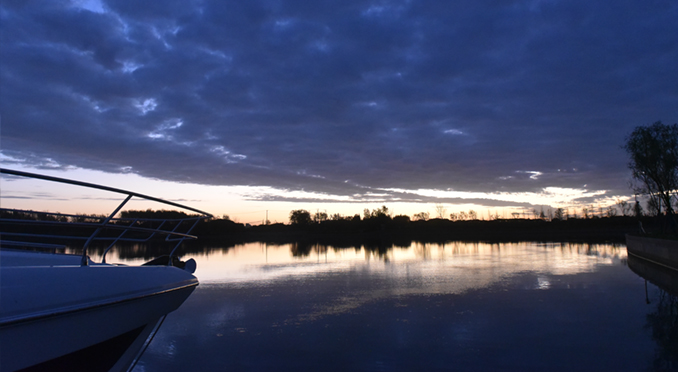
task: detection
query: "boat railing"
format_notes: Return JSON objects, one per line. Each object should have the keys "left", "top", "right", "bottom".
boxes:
{"left": 0, "top": 168, "right": 213, "bottom": 266}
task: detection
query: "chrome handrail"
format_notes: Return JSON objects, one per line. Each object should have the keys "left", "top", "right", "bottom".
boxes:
{"left": 0, "top": 168, "right": 213, "bottom": 266}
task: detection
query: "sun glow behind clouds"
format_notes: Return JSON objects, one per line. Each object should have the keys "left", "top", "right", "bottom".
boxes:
{"left": 381, "top": 187, "right": 607, "bottom": 207}
{"left": 0, "top": 164, "right": 360, "bottom": 223}
{"left": 1, "top": 161, "right": 616, "bottom": 225}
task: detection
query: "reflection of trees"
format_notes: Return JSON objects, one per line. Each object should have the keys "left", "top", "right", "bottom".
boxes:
{"left": 76, "top": 240, "right": 239, "bottom": 261}
{"left": 76, "top": 240, "right": 628, "bottom": 266}
{"left": 545, "top": 241, "right": 625, "bottom": 258}
{"left": 290, "top": 241, "right": 314, "bottom": 257}
{"left": 413, "top": 242, "right": 431, "bottom": 260}
{"left": 289, "top": 241, "right": 393, "bottom": 261}
{"left": 361, "top": 241, "right": 391, "bottom": 259}
{"left": 646, "top": 290, "right": 678, "bottom": 371}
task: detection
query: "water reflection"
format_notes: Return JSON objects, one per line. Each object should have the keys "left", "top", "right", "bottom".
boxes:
{"left": 170, "top": 241, "right": 627, "bottom": 285}
{"left": 119, "top": 240, "right": 674, "bottom": 372}
{"left": 84, "top": 241, "right": 630, "bottom": 293}
{"left": 65, "top": 240, "right": 678, "bottom": 371}
{"left": 627, "top": 254, "right": 678, "bottom": 370}
{"left": 647, "top": 290, "right": 678, "bottom": 371}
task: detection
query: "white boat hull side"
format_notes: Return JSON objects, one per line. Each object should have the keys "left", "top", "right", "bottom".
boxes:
{"left": 0, "top": 266, "right": 198, "bottom": 371}
{"left": 0, "top": 169, "right": 209, "bottom": 371}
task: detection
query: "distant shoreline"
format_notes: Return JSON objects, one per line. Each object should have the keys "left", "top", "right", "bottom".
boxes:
{"left": 194, "top": 215, "right": 649, "bottom": 245}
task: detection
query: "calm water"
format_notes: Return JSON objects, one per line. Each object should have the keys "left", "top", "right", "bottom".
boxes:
{"left": 105, "top": 241, "right": 676, "bottom": 372}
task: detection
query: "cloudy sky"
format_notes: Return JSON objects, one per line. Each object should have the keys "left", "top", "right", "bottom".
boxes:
{"left": 1, "top": 0, "right": 677, "bottom": 222}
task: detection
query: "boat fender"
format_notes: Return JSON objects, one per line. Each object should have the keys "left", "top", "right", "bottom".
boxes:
{"left": 183, "top": 258, "right": 197, "bottom": 274}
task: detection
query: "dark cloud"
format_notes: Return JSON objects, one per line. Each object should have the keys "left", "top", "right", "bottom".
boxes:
{"left": 1, "top": 0, "right": 677, "bottom": 207}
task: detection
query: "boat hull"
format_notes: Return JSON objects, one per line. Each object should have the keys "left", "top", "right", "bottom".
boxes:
{"left": 0, "top": 263, "right": 198, "bottom": 372}
{"left": 0, "top": 168, "right": 209, "bottom": 372}
{"left": 626, "top": 234, "right": 678, "bottom": 270}
{"left": 627, "top": 253, "right": 678, "bottom": 296}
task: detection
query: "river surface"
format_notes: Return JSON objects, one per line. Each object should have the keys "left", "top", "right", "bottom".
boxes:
{"left": 103, "top": 241, "right": 676, "bottom": 372}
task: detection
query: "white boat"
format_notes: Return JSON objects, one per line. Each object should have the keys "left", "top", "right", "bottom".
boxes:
{"left": 0, "top": 168, "right": 212, "bottom": 372}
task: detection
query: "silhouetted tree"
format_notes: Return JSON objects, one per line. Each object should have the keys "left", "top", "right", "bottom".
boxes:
{"left": 289, "top": 209, "right": 312, "bottom": 225}
{"left": 393, "top": 215, "right": 410, "bottom": 223}
{"left": 330, "top": 213, "right": 351, "bottom": 221}
{"left": 364, "top": 206, "right": 391, "bottom": 220}
{"left": 313, "top": 211, "right": 328, "bottom": 223}
{"left": 121, "top": 209, "right": 192, "bottom": 219}
{"left": 606, "top": 206, "right": 617, "bottom": 217}
{"left": 616, "top": 199, "right": 632, "bottom": 217}
{"left": 413, "top": 212, "right": 430, "bottom": 221}
{"left": 434, "top": 204, "right": 447, "bottom": 219}
{"left": 624, "top": 121, "right": 678, "bottom": 218}
{"left": 647, "top": 198, "right": 662, "bottom": 217}
{"left": 582, "top": 207, "right": 591, "bottom": 219}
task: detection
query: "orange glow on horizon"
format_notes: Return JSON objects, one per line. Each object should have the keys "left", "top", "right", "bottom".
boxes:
{"left": 0, "top": 165, "right": 627, "bottom": 225}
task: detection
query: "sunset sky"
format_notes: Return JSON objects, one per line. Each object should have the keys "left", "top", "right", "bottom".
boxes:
{"left": 1, "top": 0, "right": 677, "bottom": 224}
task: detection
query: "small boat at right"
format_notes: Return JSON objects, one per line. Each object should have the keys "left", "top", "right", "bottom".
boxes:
{"left": 626, "top": 234, "right": 678, "bottom": 271}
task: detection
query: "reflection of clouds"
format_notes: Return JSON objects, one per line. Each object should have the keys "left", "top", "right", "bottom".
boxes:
{"left": 297, "top": 296, "right": 365, "bottom": 322}
{"left": 263, "top": 242, "right": 624, "bottom": 324}
{"left": 537, "top": 276, "right": 551, "bottom": 290}
{"left": 190, "top": 242, "right": 626, "bottom": 287}
{"left": 165, "top": 342, "right": 176, "bottom": 357}
{"left": 117, "top": 242, "right": 626, "bottom": 325}
{"left": 141, "top": 294, "right": 247, "bottom": 367}
{"left": 205, "top": 303, "right": 245, "bottom": 328}
{"left": 142, "top": 327, "right": 179, "bottom": 364}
